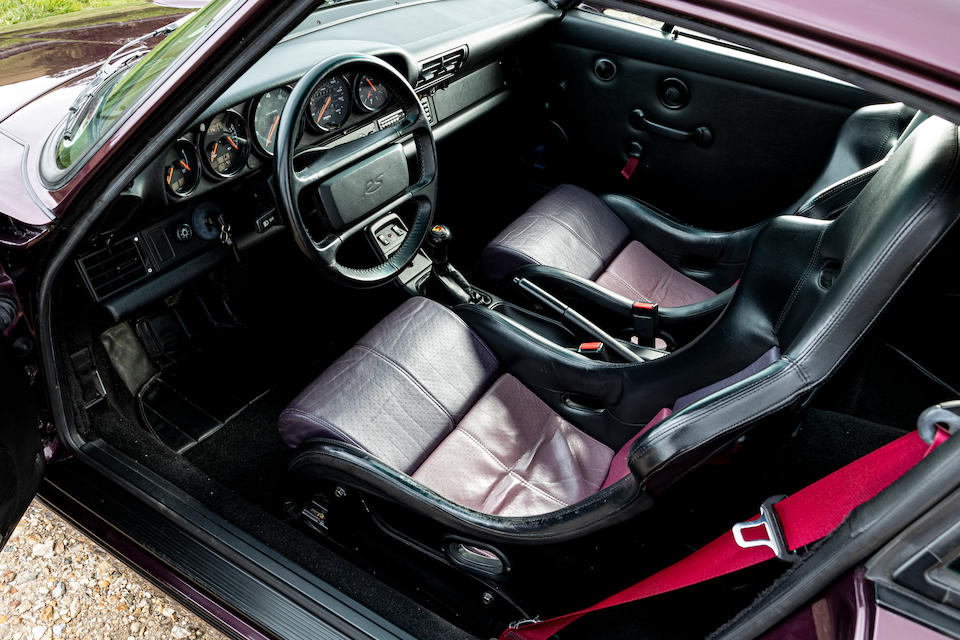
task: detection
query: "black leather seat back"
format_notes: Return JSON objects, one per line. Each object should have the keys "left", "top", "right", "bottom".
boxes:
{"left": 630, "top": 116, "right": 960, "bottom": 490}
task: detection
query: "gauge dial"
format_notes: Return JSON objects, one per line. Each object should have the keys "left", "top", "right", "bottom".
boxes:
{"left": 252, "top": 87, "right": 290, "bottom": 156}
{"left": 356, "top": 74, "right": 389, "bottom": 113}
{"left": 162, "top": 140, "right": 201, "bottom": 197}
{"left": 203, "top": 111, "right": 250, "bottom": 178}
{"left": 308, "top": 76, "right": 351, "bottom": 132}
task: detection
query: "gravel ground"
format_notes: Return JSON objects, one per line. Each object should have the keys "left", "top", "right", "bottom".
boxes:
{"left": 0, "top": 500, "right": 229, "bottom": 640}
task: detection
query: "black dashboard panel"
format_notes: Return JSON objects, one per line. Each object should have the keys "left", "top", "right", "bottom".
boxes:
{"left": 197, "top": 0, "right": 556, "bottom": 124}
{"left": 77, "top": 0, "right": 550, "bottom": 318}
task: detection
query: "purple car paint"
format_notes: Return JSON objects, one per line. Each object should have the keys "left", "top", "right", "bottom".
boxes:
{"left": 874, "top": 607, "right": 952, "bottom": 640}
{"left": 0, "top": 0, "right": 267, "bottom": 237}
{"left": 635, "top": 0, "right": 960, "bottom": 112}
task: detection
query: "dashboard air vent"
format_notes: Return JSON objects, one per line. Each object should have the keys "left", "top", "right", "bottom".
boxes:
{"left": 78, "top": 236, "right": 150, "bottom": 300}
{"left": 417, "top": 46, "right": 467, "bottom": 89}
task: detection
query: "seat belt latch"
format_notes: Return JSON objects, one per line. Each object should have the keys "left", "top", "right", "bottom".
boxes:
{"left": 731, "top": 495, "right": 799, "bottom": 563}
{"left": 621, "top": 142, "right": 643, "bottom": 180}
{"left": 632, "top": 301, "right": 659, "bottom": 347}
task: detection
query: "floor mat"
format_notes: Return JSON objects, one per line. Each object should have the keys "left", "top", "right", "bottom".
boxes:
{"left": 183, "top": 383, "right": 305, "bottom": 510}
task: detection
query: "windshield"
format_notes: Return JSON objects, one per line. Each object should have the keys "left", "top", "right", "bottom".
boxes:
{"left": 54, "top": 0, "right": 235, "bottom": 171}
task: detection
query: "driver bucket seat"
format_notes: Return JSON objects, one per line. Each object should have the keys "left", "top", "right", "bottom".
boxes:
{"left": 482, "top": 103, "right": 919, "bottom": 308}
{"left": 281, "top": 115, "right": 960, "bottom": 546}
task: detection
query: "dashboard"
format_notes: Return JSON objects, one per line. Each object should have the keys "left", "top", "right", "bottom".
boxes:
{"left": 75, "top": 0, "right": 558, "bottom": 320}
{"left": 160, "top": 68, "right": 404, "bottom": 201}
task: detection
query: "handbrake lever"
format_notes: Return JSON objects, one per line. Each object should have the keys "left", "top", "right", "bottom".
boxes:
{"left": 513, "top": 277, "right": 645, "bottom": 363}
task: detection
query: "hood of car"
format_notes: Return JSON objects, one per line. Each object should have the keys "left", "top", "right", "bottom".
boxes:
{"left": 0, "top": 2, "right": 197, "bottom": 123}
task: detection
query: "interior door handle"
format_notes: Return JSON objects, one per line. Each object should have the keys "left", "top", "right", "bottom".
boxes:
{"left": 629, "top": 109, "right": 714, "bottom": 148}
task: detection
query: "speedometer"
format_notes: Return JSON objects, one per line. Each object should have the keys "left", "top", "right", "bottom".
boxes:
{"left": 308, "top": 76, "right": 351, "bottom": 132}
{"left": 252, "top": 87, "right": 290, "bottom": 156}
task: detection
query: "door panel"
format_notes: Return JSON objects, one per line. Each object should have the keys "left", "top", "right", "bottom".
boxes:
{"left": 0, "top": 337, "right": 44, "bottom": 548}
{"left": 517, "top": 10, "right": 881, "bottom": 230}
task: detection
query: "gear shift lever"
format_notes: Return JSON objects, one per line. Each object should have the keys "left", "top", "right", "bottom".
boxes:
{"left": 424, "top": 224, "right": 476, "bottom": 304}
{"left": 426, "top": 224, "right": 452, "bottom": 267}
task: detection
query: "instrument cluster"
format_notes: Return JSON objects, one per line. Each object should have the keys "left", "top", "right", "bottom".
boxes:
{"left": 160, "top": 71, "right": 395, "bottom": 200}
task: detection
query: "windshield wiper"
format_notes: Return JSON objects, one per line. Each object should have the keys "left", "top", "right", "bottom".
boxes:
{"left": 62, "top": 14, "right": 192, "bottom": 141}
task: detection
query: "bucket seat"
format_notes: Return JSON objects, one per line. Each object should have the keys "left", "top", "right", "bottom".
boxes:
{"left": 482, "top": 103, "right": 919, "bottom": 308}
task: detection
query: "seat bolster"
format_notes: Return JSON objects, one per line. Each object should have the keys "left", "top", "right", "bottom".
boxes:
{"left": 602, "top": 194, "right": 760, "bottom": 291}
{"left": 779, "top": 102, "right": 916, "bottom": 216}
{"left": 482, "top": 184, "right": 630, "bottom": 282}
{"left": 279, "top": 298, "right": 499, "bottom": 473}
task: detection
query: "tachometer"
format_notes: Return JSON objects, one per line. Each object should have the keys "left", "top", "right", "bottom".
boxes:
{"left": 356, "top": 74, "right": 389, "bottom": 113}
{"left": 308, "top": 76, "right": 351, "bottom": 132}
{"left": 203, "top": 111, "right": 249, "bottom": 178}
{"left": 252, "top": 87, "right": 290, "bottom": 156}
{"left": 162, "top": 140, "right": 201, "bottom": 197}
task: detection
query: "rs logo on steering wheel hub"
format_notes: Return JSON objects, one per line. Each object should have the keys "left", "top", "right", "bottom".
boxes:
{"left": 364, "top": 173, "right": 385, "bottom": 195}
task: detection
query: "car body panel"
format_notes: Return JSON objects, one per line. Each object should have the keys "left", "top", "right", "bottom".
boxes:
{"left": 633, "top": 0, "right": 960, "bottom": 111}
{"left": 875, "top": 607, "right": 953, "bottom": 640}
{"left": 0, "top": 336, "right": 44, "bottom": 548}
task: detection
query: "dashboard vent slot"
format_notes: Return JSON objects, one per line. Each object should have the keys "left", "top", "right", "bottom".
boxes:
{"left": 78, "top": 236, "right": 150, "bottom": 300}
{"left": 417, "top": 46, "right": 467, "bottom": 88}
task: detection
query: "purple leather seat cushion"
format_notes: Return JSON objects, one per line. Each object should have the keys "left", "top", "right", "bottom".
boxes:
{"left": 482, "top": 184, "right": 719, "bottom": 307}
{"left": 412, "top": 374, "right": 614, "bottom": 517}
{"left": 278, "top": 297, "right": 499, "bottom": 473}
{"left": 482, "top": 184, "right": 630, "bottom": 282}
{"left": 595, "top": 241, "right": 717, "bottom": 307}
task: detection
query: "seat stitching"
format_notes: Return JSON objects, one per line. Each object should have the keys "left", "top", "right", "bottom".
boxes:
{"left": 354, "top": 343, "right": 455, "bottom": 428}
{"left": 796, "top": 169, "right": 878, "bottom": 217}
{"left": 417, "top": 299, "right": 500, "bottom": 366}
{"left": 774, "top": 226, "right": 827, "bottom": 333}
{"left": 526, "top": 212, "right": 608, "bottom": 263}
{"left": 456, "top": 428, "right": 570, "bottom": 508}
{"left": 485, "top": 243, "right": 543, "bottom": 269}
{"left": 600, "top": 268, "right": 651, "bottom": 302}
{"left": 280, "top": 408, "right": 363, "bottom": 448}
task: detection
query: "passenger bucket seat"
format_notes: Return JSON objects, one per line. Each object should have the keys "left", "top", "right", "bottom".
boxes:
{"left": 281, "top": 115, "right": 959, "bottom": 547}
{"left": 482, "top": 103, "right": 920, "bottom": 307}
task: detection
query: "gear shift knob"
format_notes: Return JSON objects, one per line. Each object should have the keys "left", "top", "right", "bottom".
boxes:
{"left": 426, "top": 224, "right": 451, "bottom": 265}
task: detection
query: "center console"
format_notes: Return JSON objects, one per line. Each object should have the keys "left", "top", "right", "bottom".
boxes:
{"left": 399, "top": 224, "right": 729, "bottom": 366}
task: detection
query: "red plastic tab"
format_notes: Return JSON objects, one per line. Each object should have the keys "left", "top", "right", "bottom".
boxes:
{"left": 633, "top": 301, "right": 656, "bottom": 311}
{"left": 578, "top": 341, "right": 603, "bottom": 353}
{"left": 620, "top": 156, "right": 639, "bottom": 180}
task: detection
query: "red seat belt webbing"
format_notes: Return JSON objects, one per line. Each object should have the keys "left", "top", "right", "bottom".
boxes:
{"left": 500, "top": 430, "right": 947, "bottom": 640}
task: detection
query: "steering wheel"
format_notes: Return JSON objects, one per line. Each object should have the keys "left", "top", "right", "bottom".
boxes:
{"left": 275, "top": 54, "right": 437, "bottom": 287}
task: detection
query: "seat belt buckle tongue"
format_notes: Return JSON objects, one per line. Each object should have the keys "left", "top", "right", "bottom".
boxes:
{"left": 732, "top": 495, "right": 799, "bottom": 563}
{"left": 632, "top": 301, "right": 659, "bottom": 347}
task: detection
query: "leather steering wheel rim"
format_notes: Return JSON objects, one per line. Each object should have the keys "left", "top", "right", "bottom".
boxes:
{"left": 275, "top": 53, "right": 437, "bottom": 287}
